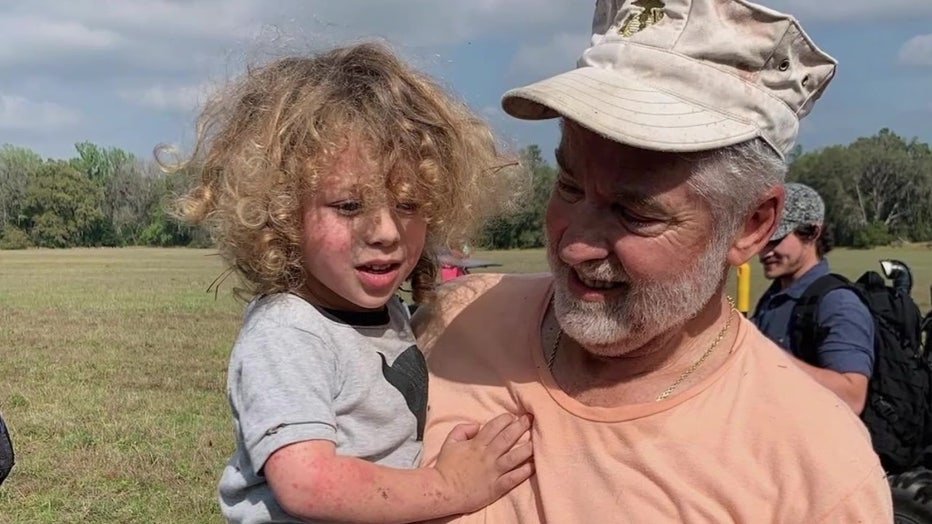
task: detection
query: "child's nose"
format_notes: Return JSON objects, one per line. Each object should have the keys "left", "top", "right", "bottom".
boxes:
{"left": 364, "top": 207, "right": 401, "bottom": 246}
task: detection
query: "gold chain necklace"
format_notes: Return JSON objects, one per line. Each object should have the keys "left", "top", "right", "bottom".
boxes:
{"left": 547, "top": 296, "right": 737, "bottom": 402}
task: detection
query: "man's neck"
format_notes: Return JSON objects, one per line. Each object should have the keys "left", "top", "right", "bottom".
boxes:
{"left": 549, "top": 294, "right": 738, "bottom": 406}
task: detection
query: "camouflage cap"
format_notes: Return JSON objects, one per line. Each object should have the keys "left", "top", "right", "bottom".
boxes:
{"left": 771, "top": 182, "right": 825, "bottom": 242}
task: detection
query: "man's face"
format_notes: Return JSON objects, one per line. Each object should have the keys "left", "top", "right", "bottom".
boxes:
{"left": 758, "top": 230, "right": 808, "bottom": 280}
{"left": 546, "top": 122, "right": 732, "bottom": 356}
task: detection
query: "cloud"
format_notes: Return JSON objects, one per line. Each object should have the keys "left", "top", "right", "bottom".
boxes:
{"left": 0, "top": 93, "right": 82, "bottom": 131}
{"left": 898, "top": 34, "right": 932, "bottom": 67}
{"left": 0, "top": 14, "right": 121, "bottom": 67}
{"left": 118, "top": 82, "right": 217, "bottom": 113}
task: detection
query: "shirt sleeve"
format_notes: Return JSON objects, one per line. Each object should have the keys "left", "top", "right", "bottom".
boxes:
{"left": 814, "top": 288, "right": 875, "bottom": 377}
{"left": 228, "top": 323, "right": 340, "bottom": 473}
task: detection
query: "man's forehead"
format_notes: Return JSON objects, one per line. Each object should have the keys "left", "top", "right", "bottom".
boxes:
{"left": 560, "top": 122, "right": 686, "bottom": 170}
{"left": 557, "top": 123, "right": 695, "bottom": 190}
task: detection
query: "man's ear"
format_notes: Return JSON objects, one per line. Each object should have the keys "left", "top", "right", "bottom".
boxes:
{"left": 727, "top": 185, "right": 784, "bottom": 266}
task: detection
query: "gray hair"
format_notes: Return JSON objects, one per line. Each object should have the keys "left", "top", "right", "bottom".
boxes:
{"left": 687, "top": 139, "right": 787, "bottom": 242}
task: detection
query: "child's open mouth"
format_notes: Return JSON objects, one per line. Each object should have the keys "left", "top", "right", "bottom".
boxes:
{"left": 358, "top": 263, "right": 400, "bottom": 274}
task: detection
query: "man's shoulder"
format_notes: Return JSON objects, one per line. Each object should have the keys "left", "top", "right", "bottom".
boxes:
{"left": 733, "top": 330, "right": 880, "bottom": 486}
{"left": 820, "top": 284, "right": 869, "bottom": 309}
{"left": 412, "top": 272, "right": 552, "bottom": 353}
{"left": 741, "top": 327, "right": 872, "bottom": 434}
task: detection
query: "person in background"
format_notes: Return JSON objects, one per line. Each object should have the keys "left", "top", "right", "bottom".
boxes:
{"left": 752, "top": 183, "right": 874, "bottom": 414}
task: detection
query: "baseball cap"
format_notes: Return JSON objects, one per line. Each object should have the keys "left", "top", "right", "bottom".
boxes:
{"left": 501, "top": 0, "right": 837, "bottom": 159}
{"left": 771, "top": 182, "right": 825, "bottom": 242}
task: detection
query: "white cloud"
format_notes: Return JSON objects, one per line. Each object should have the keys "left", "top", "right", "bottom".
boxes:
{"left": 898, "top": 34, "right": 932, "bottom": 67}
{"left": 0, "top": 93, "right": 82, "bottom": 131}
{"left": 0, "top": 0, "right": 584, "bottom": 63}
{"left": 0, "top": 14, "right": 121, "bottom": 66}
{"left": 118, "top": 82, "right": 217, "bottom": 113}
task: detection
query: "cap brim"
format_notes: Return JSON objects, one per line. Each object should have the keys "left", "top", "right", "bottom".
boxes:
{"left": 502, "top": 67, "right": 760, "bottom": 153}
{"left": 769, "top": 222, "right": 795, "bottom": 243}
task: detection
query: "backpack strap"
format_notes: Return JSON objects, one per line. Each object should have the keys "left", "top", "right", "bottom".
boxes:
{"left": 791, "top": 273, "right": 854, "bottom": 365}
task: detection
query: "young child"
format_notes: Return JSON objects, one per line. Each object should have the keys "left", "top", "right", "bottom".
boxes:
{"left": 169, "top": 42, "right": 532, "bottom": 523}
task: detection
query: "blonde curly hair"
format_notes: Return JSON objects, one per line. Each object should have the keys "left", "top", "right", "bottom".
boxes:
{"left": 167, "top": 42, "right": 515, "bottom": 303}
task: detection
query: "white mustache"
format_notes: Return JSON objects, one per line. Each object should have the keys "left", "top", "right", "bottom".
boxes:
{"left": 572, "top": 262, "right": 628, "bottom": 282}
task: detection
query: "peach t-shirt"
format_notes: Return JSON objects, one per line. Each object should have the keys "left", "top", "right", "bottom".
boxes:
{"left": 415, "top": 273, "right": 892, "bottom": 523}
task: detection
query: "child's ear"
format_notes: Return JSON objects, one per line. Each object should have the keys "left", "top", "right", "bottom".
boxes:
{"left": 726, "top": 185, "right": 784, "bottom": 266}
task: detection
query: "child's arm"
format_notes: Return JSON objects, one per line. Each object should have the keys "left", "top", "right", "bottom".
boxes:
{"left": 264, "top": 413, "right": 533, "bottom": 523}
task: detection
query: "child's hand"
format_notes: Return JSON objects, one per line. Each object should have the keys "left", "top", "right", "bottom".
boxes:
{"left": 433, "top": 413, "right": 534, "bottom": 514}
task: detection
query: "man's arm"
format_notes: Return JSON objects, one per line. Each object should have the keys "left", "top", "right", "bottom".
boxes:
{"left": 793, "top": 288, "right": 874, "bottom": 414}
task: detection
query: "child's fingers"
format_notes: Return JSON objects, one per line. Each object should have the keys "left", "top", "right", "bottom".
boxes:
{"left": 443, "top": 422, "right": 481, "bottom": 445}
{"left": 485, "top": 414, "right": 532, "bottom": 455}
{"left": 496, "top": 441, "right": 533, "bottom": 473}
{"left": 494, "top": 461, "right": 535, "bottom": 495}
{"left": 472, "top": 413, "right": 519, "bottom": 446}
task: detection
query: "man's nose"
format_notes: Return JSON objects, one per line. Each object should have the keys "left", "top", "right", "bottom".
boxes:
{"left": 559, "top": 203, "right": 614, "bottom": 265}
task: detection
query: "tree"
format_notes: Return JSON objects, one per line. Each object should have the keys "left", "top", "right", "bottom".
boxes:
{"left": 789, "top": 129, "right": 932, "bottom": 247}
{"left": 70, "top": 142, "right": 134, "bottom": 186}
{"left": 479, "top": 145, "right": 556, "bottom": 249}
{"left": 0, "top": 144, "right": 43, "bottom": 231}
{"left": 138, "top": 167, "right": 205, "bottom": 247}
{"left": 69, "top": 142, "right": 151, "bottom": 245}
{"left": 21, "top": 161, "right": 106, "bottom": 248}
{"left": 104, "top": 160, "right": 162, "bottom": 245}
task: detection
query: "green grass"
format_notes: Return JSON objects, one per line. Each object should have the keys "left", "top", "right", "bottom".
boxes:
{"left": 0, "top": 248, "right": 242, "bottom": 524}
{"left": 1, "top": 245, "right": 931, "bottom": 522}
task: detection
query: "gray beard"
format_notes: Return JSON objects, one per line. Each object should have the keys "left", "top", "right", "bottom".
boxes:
{"left": 548, "top": 237, "right": 729, "bottom": 356}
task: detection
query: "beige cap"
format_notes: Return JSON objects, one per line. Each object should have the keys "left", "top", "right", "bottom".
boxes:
{"left": 501, "top": 0, "right": 837, "bottom": 159}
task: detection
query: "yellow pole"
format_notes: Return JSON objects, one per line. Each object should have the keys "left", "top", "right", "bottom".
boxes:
{"left": 736, "top": 262, "right": 751, "bottom": 316}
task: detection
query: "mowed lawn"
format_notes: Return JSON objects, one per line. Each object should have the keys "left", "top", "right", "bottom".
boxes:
{"left": 1, "top": 245, "right": 932, "bottom": 522}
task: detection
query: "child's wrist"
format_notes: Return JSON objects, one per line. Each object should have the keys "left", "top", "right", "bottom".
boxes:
{"left": 422, "top": 465, "right": 464, "bottom": 514}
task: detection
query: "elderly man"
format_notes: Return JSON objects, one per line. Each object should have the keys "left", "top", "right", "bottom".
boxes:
{"left": 413, "top": 0, "right": 892, "bottom": 522}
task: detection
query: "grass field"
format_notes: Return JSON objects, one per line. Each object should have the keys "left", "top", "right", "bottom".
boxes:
{"left": 1, "top": 245, "right": 932, "bottom": 522}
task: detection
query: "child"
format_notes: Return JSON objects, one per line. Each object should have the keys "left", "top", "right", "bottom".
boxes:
{"left": 169, "top": 42, "right": 532, "bottom": 523}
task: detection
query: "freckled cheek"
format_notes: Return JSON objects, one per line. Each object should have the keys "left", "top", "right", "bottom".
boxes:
{"left": 302, "top": 216, "right": 358, "bottom": 260}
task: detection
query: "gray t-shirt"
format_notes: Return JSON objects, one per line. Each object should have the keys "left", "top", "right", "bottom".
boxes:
{"left": 218, "top": 293, "right": 426, "bottom": 523}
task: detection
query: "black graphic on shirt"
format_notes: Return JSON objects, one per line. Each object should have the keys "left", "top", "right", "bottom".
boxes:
{"left": 379, "top": 345, "right": 428, "bottom": 441}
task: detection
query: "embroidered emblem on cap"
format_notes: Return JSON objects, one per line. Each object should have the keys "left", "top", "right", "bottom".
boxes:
{"left": 619, "top": 0, "right": 666, "bottom": 37}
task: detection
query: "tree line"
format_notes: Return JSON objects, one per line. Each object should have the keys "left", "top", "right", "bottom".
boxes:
{"left": 0, "top": 128, "right": 929, "bottom": 250}
{"left": 0, "top": 143, "right": 201, "bottom": 249}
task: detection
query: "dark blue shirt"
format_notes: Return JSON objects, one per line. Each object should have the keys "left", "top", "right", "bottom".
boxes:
{"left": 752, "top": 260, "right": 875, "bottom": 377}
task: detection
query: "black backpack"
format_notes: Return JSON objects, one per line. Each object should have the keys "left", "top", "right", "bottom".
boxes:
{"left": 792, "top": 270, "right": 932, "bottom": 474}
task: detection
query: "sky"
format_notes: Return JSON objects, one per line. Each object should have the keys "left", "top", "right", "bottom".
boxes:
{"left": 1, "top": 0, "right": 931, "bottom": 164}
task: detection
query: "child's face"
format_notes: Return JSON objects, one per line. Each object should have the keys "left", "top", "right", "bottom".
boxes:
{"left": 298, "top": 146, "right": 427, "bottom": 311}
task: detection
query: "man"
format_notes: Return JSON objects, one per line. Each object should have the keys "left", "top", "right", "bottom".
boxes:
{"left": 752, "top": 183, "right": 875, "bottom": 414}
{"left": 413, "top": 0, "right": 893, "bottom": 522}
